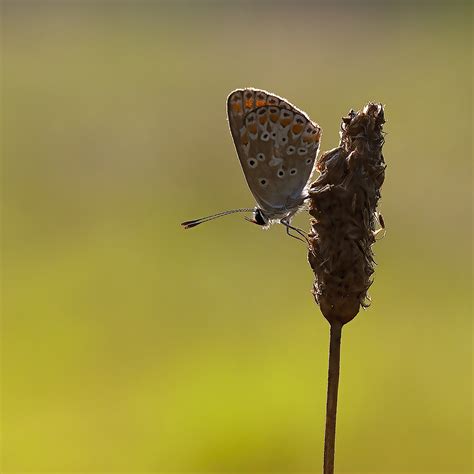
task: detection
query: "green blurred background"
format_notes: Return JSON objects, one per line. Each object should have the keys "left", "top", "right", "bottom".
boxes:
{"left": 2, "top": 1, "right": 472, "bottom": 472}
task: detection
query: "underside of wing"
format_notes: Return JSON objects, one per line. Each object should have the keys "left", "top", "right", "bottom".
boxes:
{"left": 227, "top": 88, "right": 321, "bottom": 214}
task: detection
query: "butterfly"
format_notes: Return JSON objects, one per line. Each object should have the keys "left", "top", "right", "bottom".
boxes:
{"left": 181, "top": 88, "right": 321, "bottom": 241}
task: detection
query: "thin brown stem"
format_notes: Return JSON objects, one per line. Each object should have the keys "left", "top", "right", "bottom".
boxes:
{"left": 323, "top": 321, "right": 343, "bottom": 474}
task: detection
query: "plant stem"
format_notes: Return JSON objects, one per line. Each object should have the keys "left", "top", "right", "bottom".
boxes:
{"left": 323, "top": 321, "right": 343, "bottom": 474}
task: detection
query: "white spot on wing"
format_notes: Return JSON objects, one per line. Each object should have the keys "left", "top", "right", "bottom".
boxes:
{"left": 269, "top": 156, "right": 283, "bottom": 167}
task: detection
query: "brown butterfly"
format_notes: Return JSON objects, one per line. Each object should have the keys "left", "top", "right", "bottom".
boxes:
{"left": 182, "top": 88, "right": 321, "bottom": 241}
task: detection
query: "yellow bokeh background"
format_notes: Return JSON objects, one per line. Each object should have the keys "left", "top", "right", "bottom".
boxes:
{"left": 2, "top": 2, "right": 472, "bottom": 473}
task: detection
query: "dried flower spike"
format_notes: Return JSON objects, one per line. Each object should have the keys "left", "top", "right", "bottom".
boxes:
{"left": 308, "top": 103, "right": 386, "bottom": 474}
{"left": 308, "top": 103, "right": 386, "bottom": 325}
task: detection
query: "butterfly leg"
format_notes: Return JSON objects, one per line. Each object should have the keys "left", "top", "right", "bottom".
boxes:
{"left": 285, "top": 224, "right": 306, "bottom": 243}
{"left": 281, "top": 220, "right": 310, "bottom": 245}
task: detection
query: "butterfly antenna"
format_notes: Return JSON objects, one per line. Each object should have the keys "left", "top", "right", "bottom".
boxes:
{"left": 181, "top": 208, "right": 255, "bottom": 229}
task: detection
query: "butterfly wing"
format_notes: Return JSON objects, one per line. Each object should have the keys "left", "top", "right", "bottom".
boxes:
{"left": 227, "top": 88, "right": 321, "bottom": 216}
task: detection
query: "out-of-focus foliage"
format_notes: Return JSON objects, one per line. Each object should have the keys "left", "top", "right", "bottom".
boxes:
{"left": 2, "top": 2, "right": 472, "bottom": 472}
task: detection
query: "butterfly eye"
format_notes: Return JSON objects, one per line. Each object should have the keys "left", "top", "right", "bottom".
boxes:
{"left": 290, "top": 168, "right": 297, "bottom": 175}
{"left": 248, "top": 158, "right": 257, "bottom": 168}
{"left": 286, "top": 146, "right": 296, "bottom": 155}
{"left": 277, "top": 169, "right": 285, "bottom": 178}
{"left": 259, "top": 178, "right": 268, "bottom": 187}
{"left": 297, "top": 147, "right": 307, "bottom": 156}
{"left": 256, "top": 153, "right": 265, "bottom": 161}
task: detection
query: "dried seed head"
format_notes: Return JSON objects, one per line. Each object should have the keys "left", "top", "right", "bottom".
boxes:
{"left": 308, "top": 103, "right": 386, "bottom": 325}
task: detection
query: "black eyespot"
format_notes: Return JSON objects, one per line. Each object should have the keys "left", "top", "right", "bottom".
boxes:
{"left": 298, "top": 147, "right": 307, "bottom": 156}
{"left": 278, "top": 170, "right": 284, "bottom": 177}
{"left": 258, "top": 108, "right": 266, "bottom": 115}
{"left": 260, "top": 179, "right": 266, "bottom": 185}
{"left": 271, "top": 132, "right": 276, "bottom": 138}
{"left": 270, "top": 108, "right": 278, "bottom": 113}
{"left": 281, "top": 137, "right": 287, "bottom": 142}
{"left": 248, "top": 159, "right": 256, "bottom": 167}
{"left": 306, "top": 158, "right": 312, "bottom": 164}
{"left": 290, "top": 168, "right": 297, "bottom": 175}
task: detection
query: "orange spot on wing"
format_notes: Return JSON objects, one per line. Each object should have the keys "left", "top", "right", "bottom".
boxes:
{"left": 270, "top": 113, "right": 279, "bottom": 122}
{"left": 259, "top": 116, "right": 268, "bottom": 125}
{"left": 241, "top": 133, "right": 249, "bottom": 146}
{"left": 248, "top": 123, "right": 258, "bottom": 134}
{"left": 232, "top": 103, "right": 241, "bottom": 113}
{"left": 256, "top": 100, "right": 266, "bottom": 107}
{"left": 292, "top": 124, "right": 304, "bottom": 134}
{"left": 280, "top": 118, "right": 292, "bottom": 127}
{"left": 245, "top": 99, "right": 254, "bottom": 109}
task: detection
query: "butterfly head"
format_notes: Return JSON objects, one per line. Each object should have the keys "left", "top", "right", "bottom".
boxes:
{"left": 244, "top": 207, "right": 270, "bottom": 227}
